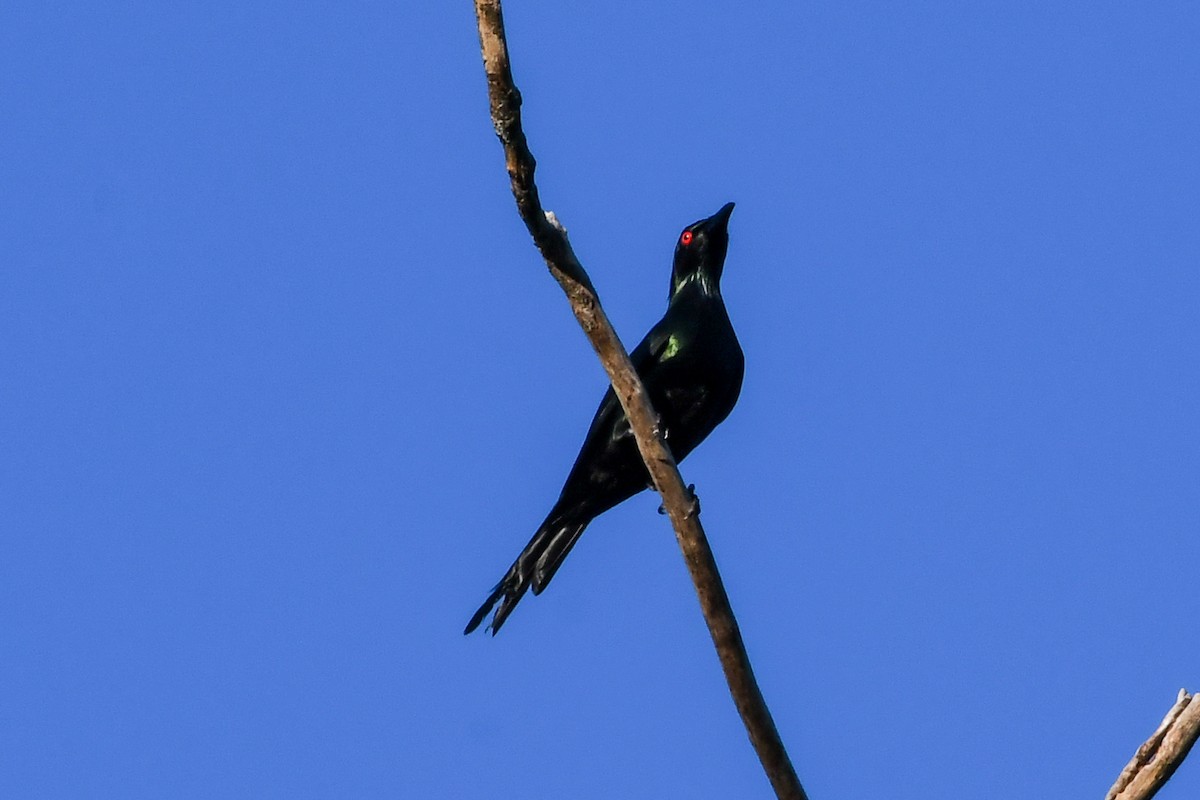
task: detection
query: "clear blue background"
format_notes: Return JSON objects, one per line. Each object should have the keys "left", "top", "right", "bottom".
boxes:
{"left": 3, "top": 2, "right": 1197, "bottom": 798}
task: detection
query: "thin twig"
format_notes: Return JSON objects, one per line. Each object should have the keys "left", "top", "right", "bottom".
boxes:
{"left": 1106, "top": 689, "right": 1200, "bottom": 800}
{"left": 471, "top": 2, "right": 807, "bottom": 798}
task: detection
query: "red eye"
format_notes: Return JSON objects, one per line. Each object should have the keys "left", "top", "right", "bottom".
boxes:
{"left": 680, "top": 231, "right": 693, "bottom": 246}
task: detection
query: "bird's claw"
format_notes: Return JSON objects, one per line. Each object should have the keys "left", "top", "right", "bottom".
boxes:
{"left": 658, "top": 484, "right": 701, "bottom": 518}
{"left": 684, "top": 484, "right": 701, "bottom": 518}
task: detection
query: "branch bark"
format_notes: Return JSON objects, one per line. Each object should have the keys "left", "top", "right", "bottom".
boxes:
{"left": 471, "top": 3, "right": 807, "bottom": 798}
{"left": 1106, "top": 689, "right": 1200, "bottom": 800}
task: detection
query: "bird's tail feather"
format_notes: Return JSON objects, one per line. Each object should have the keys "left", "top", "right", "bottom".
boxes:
{"left": 531, "top": 521, "right": 587, "bottom": 594}
{"left": 464, "top": 516, "right": 588, "bottom": 635}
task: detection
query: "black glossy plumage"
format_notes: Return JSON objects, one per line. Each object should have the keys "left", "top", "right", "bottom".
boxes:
{"left": 465, "top": 203, "right": 744, "bottom": 635}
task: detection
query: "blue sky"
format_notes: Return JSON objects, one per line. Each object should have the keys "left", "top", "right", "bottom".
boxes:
{"left": 3, "top": 2, "right": 1198, "bottom": 798}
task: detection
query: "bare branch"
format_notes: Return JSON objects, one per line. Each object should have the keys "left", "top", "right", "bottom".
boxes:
{"left": 1106, "top": 689, "right": 1200, "bottom": 800}
{"left": 470, "top": 2, "right": 807, "bottom": 798}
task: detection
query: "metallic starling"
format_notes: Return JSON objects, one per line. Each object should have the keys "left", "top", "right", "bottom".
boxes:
{"left": 465, "top": 202, "right": 744, "bottom": 634}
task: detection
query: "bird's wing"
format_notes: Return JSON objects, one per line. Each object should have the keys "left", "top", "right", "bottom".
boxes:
{"left": 560, "top": 319, "right": 673, "bottom": 482}
{"left": 629, "top": 320, "right": 673, "bottom": 374}
{"left": 595, "top": 320, "right": 673, "bottom": 436}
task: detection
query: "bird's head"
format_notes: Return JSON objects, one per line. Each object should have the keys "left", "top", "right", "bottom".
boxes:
{"left": 669, "top": 202, "right": 735, "bottom": 301}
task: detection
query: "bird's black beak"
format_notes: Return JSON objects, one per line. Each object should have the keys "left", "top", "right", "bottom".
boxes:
{"left": 707, "top": 202, "right": 735, "bottom": 233}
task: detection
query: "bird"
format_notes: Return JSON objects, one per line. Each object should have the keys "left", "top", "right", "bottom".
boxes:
{"left": 465, "top": 202, "right": 744, "bottom": 635}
